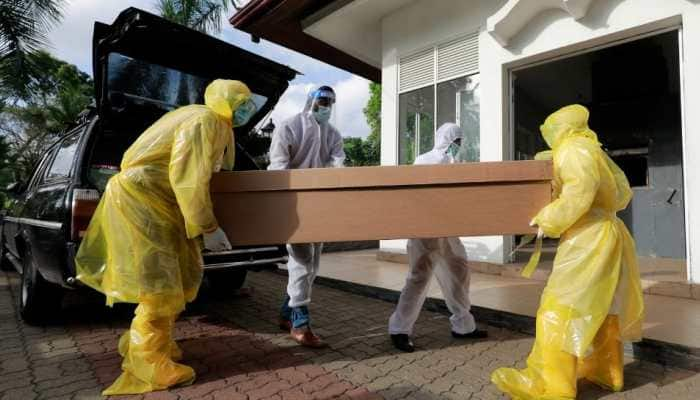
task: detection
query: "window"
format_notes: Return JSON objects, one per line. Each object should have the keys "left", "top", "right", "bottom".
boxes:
{"left": 107, "top": 53, "right": 268, "bottom": 112}
{"left": 46, "top": 135, "right": 79, "bottom": 181}
{"left": 399, "top": 86, "right": 434, "bottom": 164}
{"left": 398, "top": 33, "right": 479, "bottom": 164}
{"left": 437, "top": 75, "right": 480, "bottom": 161}
{"left": 26, "top": 152, "right": 54, "bottom": 191}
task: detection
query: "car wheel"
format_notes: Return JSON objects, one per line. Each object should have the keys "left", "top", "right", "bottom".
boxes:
{"left": 206, "top": 268, "right": 248, "bottom": 298}
{"left": 19, "top": 246, "right": 64, "bottom": 325}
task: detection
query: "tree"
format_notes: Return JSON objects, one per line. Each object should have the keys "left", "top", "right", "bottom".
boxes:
{"left": 0, "top": 136, "right": 13, "bottom": 207}
{"left": 363, "top": 82, "right": 381, "bottom": 164}
{"left": 342, "top": 137, "right": 365, "bottom": 167}
{"left": 156, "top": 0, "right": 238, "bottom": 34}
{"left": 0, "top": 0, "right": 66, "bottom": 100}
{"left": 344, "top": 82, "right": 381, "bottom": 167}
{"left": 0, "top": 51, "right": 92, "bottom": 184}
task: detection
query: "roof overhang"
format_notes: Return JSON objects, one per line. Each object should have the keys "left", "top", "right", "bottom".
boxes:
{"left": 302, "top": 0, "right": 415, "bottom": 69}
{"left": 231, "top": 0, "right": 381, "bottom": 82}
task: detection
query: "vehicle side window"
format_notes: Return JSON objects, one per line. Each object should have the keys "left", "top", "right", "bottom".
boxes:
{"left": 45, "top": 134, "right": 80, "bottom": 182}
{"left": 26, "top": 150, "right": 55, "bottom": 191}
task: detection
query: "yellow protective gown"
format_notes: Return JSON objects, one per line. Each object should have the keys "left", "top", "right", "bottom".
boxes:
{"left": 75, "top": 80, "right": 251, "bottom": 395}
{"left": 491, "top": 105, "right": 645, "bottom": 399}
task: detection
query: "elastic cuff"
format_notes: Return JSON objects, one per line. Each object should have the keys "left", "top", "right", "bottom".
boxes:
{"left": 202, "top": 225, "right": 219, "bottom": 234}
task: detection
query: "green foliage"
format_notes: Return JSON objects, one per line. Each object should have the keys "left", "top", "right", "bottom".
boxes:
{"left": 364, "top": 82, "right": 381, "bottom": 139}
{"left": 345, "top": 82, "right": 381, "bottom": 167}
{"left": 0, "top": 0, "right": 66, "bottom": 99}
{"left": 0, "top": 136, "right": 13, "bottom": 206}
{"left": 156, "top": 0, "right": 236, "bottom": 34}
{"left": 0, "top": 51, "right": 92, "bottom": 188}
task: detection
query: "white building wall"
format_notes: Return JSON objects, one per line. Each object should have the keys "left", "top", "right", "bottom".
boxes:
{"left": 379, "top": 0, "right": 508, "bottom": 262}
{"left": 379, "top": 0, "right": 700, "bottom": 281}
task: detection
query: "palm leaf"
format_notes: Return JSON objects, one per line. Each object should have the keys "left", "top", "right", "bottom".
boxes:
{"left": 156, "top": 0, "right": 233, "bottom": 34}
{"left": 0, "top": 0, "right": 66, "bottom": 100}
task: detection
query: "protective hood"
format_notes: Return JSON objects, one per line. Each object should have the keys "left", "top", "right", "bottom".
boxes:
{"left": 434, "top": 123, "right": 462, "bottom": 154}
{"left": 540, "top": 104, "right": 600, "bottom": 150}
{"left": 204, "top": 79, "right": 252, "bottom": 121}
{"left": 302, "top": 87, "right": 336, "bottom": 125}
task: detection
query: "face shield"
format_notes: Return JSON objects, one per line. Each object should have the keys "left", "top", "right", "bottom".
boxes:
{"left": 307, "top": 88, "right": 336, "bottom": 125}
{"left": 233, "top": 98, "right": 258, "bottom": 127}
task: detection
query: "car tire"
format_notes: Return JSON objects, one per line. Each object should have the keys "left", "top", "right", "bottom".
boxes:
{"left": 206, "top": 268, "right": 248, "bottom": 298}
{"left": 19, "top": 246, "right": 64, "bottom": 325}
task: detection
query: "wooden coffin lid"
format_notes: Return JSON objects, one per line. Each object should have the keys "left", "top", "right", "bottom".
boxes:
{"left": 210, "top": 160, "right": 552, "bottom": 193}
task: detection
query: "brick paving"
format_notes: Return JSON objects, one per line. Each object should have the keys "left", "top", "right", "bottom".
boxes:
{"left": 1, "top": 269, "right": 700, "bottom": 399}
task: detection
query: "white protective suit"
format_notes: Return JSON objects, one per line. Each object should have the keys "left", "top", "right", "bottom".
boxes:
{"left": 268, "top": 90, "right": 345, "bottom": 308}
{"left": 388, "top": 123, "right": 477, "bottom": 335}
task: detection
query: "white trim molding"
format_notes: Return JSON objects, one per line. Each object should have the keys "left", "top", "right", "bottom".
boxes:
{"left": 487, "top": 0, "right": 596, "bottom": 47}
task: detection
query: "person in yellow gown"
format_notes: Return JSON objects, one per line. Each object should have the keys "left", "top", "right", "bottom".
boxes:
{"left": 491, "top": 104, "right": 645, "bottom": 399}
{"left": 75, "top": 79, "right": 256, "bottom": 395}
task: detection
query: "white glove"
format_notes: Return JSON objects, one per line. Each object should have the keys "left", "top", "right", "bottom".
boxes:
{"left": 529, "top": 219, "right": 544, "bottom": 239}
{"left": 203, "top": 227, "right": 232, "bottom": 252}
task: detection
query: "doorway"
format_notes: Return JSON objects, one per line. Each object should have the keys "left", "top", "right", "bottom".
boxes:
{"left": 511, "top": 30, "right": 686, "bottom": 273}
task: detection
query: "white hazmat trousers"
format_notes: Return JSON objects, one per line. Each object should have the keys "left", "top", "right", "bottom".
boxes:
{"left": 388, "top": 123, "right": 477, "bottom": 335}
{"left": 286, "top": 243, "right": 323, "bottom": 307}
{"left": 268, "top": 94, "right": 345, "bottom": 309}
{"left": 389, "top": 237, "right": 477, "bottom": 335}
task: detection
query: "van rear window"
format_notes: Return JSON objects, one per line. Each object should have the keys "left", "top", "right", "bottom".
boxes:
{"left": 107, "top": 53, "right": 268, "bottom": 112}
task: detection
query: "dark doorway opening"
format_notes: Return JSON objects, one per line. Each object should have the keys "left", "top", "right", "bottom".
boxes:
{"left": 513, "top": 30, "right": 685, "bottom": 261}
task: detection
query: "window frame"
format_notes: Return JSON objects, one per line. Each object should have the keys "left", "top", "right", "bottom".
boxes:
{"left": 26, "top": 150, "right": 56, "bottom": 193}
{"left": 41, "top": 132, "right": 81, "bottom": 185}
{"left": 397, "top": 32, "right": 480, "bottom": 165}
{"left": 397, "top": 71, "right": 480, "bottom": 164}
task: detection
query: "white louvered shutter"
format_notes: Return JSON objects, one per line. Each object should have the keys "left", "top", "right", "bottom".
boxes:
{"left": 399, "top": 48, "right": 434, "bottom": 93}
{"left": 437, "top": 32, "right": 479, "bottom": 81}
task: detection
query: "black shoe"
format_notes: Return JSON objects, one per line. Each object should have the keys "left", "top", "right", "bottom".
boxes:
{"left": 452, "top": 329, "right": 488, "bottom": 339}
{"left": 390, "top": 334, "right": 415, "bottom": 353}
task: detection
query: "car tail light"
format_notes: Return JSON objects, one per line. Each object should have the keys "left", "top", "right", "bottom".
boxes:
{"left": 72, "top": 189, "right": 100, "bottom": 241}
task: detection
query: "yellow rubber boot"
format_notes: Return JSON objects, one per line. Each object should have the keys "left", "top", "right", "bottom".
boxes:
{"left": 492, "top": 337, "right": 577, "bottom": 399}
{"left": 103, "top": 302, "right": 195, "bottom": 395}
{"left": 117, "top": 316, "right": 183, "bottom": 361}
{"left": 578, "top": 315, "right": 624, "bottom": 392}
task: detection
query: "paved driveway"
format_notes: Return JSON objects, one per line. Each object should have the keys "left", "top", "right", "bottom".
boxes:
{"left": 1, "top": 270, "right": 699, "bottom": 399}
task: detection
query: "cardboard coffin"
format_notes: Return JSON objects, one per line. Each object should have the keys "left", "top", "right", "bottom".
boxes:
{"left": 210, "top": 160, "right": 553, "bottom": 246}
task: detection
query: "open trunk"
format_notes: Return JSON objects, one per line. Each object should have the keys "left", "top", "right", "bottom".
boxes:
{"left": 85, "top": 7, "right": 298, "bottom": 191}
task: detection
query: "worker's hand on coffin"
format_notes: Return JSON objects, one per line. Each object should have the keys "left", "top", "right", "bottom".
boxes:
{"left": 529, "top": 219, "right": 544, "bottom": 239}
{"left": 203, "top": 227, "right": 232, "bottom": 252}
{"left": 536, "top": 227, "right": 544, "bottom": 239}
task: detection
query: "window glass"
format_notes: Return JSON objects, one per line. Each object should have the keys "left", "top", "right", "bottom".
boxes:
{"left": 46, "top": 135, "right": 79, "bottom": 180}
{"left": 398, "top": 86, "right": 434, "bottom": 165}
{"left": 27, "top": 152, "right": 54, "bottom": 190}
{"left": 107, "top": 53, "right": 268, "bottom": 112}
{"left": 437, "top": 74, "right": 480, "bottom": 162}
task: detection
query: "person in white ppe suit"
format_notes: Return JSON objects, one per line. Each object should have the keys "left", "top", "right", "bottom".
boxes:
{"left": 268, "top": 86, "right": 345, "bottom": 347}
{"left": 388, "top": 123, "right": 488, "bottom": 352}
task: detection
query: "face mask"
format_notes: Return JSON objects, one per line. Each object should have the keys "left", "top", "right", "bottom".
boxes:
{"left": 313, "top": 105, "right": 332, "bottom": 124}
{"left": 233, "top": 99, "right": 257, "bottom": 127}
{"left": 448, "top": 142, "right": 460, "bottom": 159}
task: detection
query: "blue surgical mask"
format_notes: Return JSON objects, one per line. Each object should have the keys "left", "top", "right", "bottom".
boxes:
{"left": 313, "top": 106, "right": 332, "bottom": 124}
{"left": 233, "top": 99, "right": 257, "bottom": 127}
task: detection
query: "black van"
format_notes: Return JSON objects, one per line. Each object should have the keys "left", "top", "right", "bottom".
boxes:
{"left": 0, "top": 8, "right": 296, "bottom": 324}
